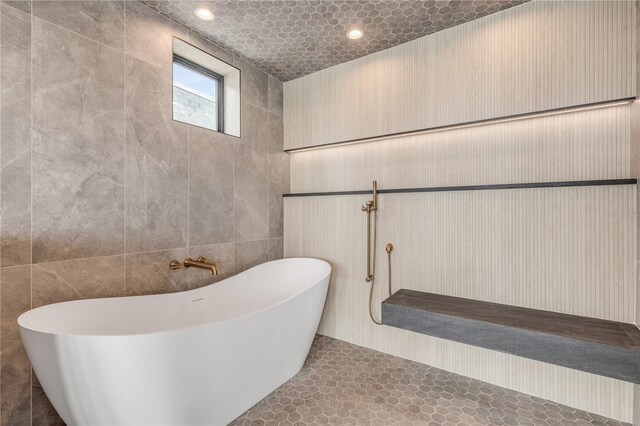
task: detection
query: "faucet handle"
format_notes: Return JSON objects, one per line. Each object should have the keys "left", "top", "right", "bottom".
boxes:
{"left": 169, "top": 260, "right": 182, "bottom": 270}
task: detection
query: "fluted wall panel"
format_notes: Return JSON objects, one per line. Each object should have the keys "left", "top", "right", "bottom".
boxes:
{"left": 290, "top": 104, "right": 632, "bottom": 193}
{"left": 284, "top": 0, "right": 638, "bottom": 422}
{"left": 284, "top": 184, "right": 637, "bottom": 421}
{"left": 284, "top": 1, "right": 635, "bottom": 150}
{"left": 286, "top": 186, "right": 636, "bottom": 322}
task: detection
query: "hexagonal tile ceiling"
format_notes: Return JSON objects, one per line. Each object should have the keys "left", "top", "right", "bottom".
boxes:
{"left": 139, "top": 0, "right": 530, "bottom": 81}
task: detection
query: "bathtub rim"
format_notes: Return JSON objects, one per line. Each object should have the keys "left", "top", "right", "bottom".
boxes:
{"left": 18, "top": 257, "right": 331, "bottom": 338}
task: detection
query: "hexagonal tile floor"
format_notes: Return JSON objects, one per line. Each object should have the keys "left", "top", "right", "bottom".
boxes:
{"left": 230, "top": 335, "right": 628, "bottom": 426}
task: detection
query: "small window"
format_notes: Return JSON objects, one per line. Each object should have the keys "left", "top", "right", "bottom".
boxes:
{"left": 172, "top": 38, "right": 240, "bottom": 137}
{"left": 173, "top": 55, "right": 224, "bottom": 132}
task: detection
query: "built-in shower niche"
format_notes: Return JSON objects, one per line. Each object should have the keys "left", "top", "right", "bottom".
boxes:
{"left": 382, "top": 289, "right": 640, "bottom": 384}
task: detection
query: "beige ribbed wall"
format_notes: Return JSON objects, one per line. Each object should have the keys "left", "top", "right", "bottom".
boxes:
{"left": 285, "top": 105, "right": 638, "bottom": 421}
{"left": 290, "top": 104, "right": 631, "bottom": 193}
{"left": 284, "top": 184, "right": 636, "bottom": 422}
{"left": 284, "top": 0, "right": 635, "bottom": 150}
{"left": 287, "top": 186, "right": 636, "bottom": 321}
{"left": 284, "top": 0, "right": 638, "bottom": 422}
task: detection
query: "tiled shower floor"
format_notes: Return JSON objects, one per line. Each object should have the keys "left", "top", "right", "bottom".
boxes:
{"left": 230, "top": 335, "right": 627, "bottom": 426}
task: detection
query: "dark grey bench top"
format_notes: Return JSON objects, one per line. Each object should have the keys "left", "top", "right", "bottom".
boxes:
{"left": 382, "top": 289, "right": 640, "bottom": 384}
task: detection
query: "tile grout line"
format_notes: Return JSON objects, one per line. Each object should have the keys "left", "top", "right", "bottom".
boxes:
{"left": 17, "top": 0, "right": 275, "bottom": 319}
{"left": 30, "top": 13, "right": 123, "bottom": 56}
{"left": 0, "top": 1, "right": 3, "bottom": 413}
{"left": 267, "top": 92, "right": 271, "bottom": 260}
{"left": 123, "top": 0, "right": 127, "bottom": 298}
{"left": 0, "top": 0, "right": 3, "bottom": 349}
{"left": 29, "top": 7, "right": 185, "bottom": 87}
{"left": 232, "top": 66, "right": 236, "bottom": 275}
{"left": 232, "top": 334, "right": 628, "bottom": 426}
{"left": 4, "top": 237, "right": 270, "bottom": 270}
{"left": 187, "top": 123, "right": 190, "bottom": 289}
{"left": 29, "top": 0, "right": 33, "bottom": 421}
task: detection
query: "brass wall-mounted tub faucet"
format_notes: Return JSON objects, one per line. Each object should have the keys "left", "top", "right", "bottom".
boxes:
{"left": 170, "top": 256, "right": 219, "bottom": 275}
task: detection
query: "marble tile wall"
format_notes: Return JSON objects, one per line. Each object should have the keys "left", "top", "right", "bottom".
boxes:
{"left": 0, "top": 1, "right": 288, "bottom": 424}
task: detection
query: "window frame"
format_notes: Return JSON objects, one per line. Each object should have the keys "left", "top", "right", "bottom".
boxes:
{"left": 172, "top": 53, "right": 225, "bottom": 133}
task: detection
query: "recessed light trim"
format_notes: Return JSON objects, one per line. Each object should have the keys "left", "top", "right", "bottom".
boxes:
{"left": 347, "top": 29, "right": 363, "bottom": 40}
{"left": 195, "top": 7, "right": 215, "bottom": 21}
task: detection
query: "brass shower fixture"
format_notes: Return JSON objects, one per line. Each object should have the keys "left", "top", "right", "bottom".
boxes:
{"left": 361, "top": 180, "right": 395, "bottom": 325}
{"left": 361, "top": 180, "right": 378, "bottom": 213}
{"left": 362, "top": 181, "right": 378, "bottom": 283}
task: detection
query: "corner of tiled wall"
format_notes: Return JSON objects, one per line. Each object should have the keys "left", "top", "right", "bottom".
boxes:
{"left": 0, "top": 0, "right": 288, "bottom": 423}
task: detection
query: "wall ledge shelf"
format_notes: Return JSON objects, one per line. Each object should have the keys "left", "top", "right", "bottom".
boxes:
{"left": 382, "top": 289, "right": 640, "bottom": 384}
{"left": 283, "top": 179, "right": 637, "bottom": 198}
{"left": 284, "top": 97, "right": 635, "bottom": 153}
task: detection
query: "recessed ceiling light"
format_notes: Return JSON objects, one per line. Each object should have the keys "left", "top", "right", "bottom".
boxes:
{"left": 195, "top": 7, "right": 215, "bottom": 21}
{"left": 347, "top": 29, "right": 363, "bottom": 40}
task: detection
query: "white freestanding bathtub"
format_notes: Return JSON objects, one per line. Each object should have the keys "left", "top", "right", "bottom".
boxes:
{"left": 18, "top": 257, "right": 331, "bottom": 426}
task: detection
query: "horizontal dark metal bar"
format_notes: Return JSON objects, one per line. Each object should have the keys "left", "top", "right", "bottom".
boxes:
{"left": 282, "top": 179, "right": 637, "bottom": 198}
{"left": 284, "top": 97, "right": 636, "bottom": 153}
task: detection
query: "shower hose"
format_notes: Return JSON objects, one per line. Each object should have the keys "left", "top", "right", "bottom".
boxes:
{"left": 366, "top": 209, "right": 392, "bottom": 325}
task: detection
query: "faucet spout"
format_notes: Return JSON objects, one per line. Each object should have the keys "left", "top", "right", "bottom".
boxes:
{"left": 183, "top": 256, "right": 219, "bottom": 275}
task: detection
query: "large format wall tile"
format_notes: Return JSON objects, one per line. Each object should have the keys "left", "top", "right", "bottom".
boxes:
{"left": 268, "top": 76, "right": 283, "bottom": 116}
{"left": 32, "top": 384, "right": 64, "bottom": 425}
{"left": 1, "top": 251, "right": 31, "bottom": 426}
{"left": 125, "top": 57, "right": 188, "bottom": 253}
{"left": 31, "top": 19, "right": 125, "bottom": 263}
{"left": 234, "top": 58, "right": 268, "bottom": 111}
{"left": 1, "top": 379, "right": 30, "bottom": 426}
{"left": 188, "top": 243, "right": 234, "bottom": 289}
{"left": 234, "top": 239, "right": 269, "bottom": 274}
{"left": 1, "top": 341, "right": 30, "bottom": 426}
{"left": 234, "top": 102, "right": 269, "bottom": 241}
{"left": 1, "top": 5, "right": 31, "bottom": 267}
{"left": 1, "top": 266, "right": 30, "bottom": 341}
{"left": 33, "top": 0, "right": 124, "bottom": 50}
{"left": 0, "top": 1, "right": 288, "bottom": 423}
{"left": 269, "top": 112, "right": 287, "bottom": 238}
{"left": 125, "top": 248, "right": 188, "bottom": 295}
{"left": 124, "top": 0, "right": 189, "bottom": 72}
{"left": 268, "top": 182, "right": 284, "bottom": 240}
{"left": 268, "top": 237, "right": 283, "bottom": 261}
{"left": 0, "top": 341, "right": 30, "bottom": 390}
{"left": 189, "top": 126, "right": 234, "bottom": 246}
{"left": 32, "top": 256, "right": 125, "bottom": 307}
{"left": 1, "top": 0, "right": 30, "bottom": 15}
